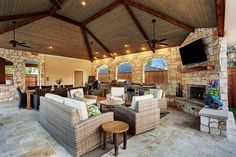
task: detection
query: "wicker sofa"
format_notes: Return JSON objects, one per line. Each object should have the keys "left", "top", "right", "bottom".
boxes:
{"left": 114, "top": 98, "right": 160, "bottom": 135}
{"left": 39, "top": 96, "right": 113, "bottom": 157}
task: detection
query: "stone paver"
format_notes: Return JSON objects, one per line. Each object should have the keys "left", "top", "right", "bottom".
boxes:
{"left": 0, "top": 100, "right": 235, "bottom": 157}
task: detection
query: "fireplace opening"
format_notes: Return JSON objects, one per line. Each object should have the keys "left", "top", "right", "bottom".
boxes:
{"left": 188, "top": 85, "right": 206, "bottom": 101}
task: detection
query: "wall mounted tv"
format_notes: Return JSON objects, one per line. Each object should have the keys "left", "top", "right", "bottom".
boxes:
{"left": 179, "top": 39, "right": 207, "bottom": 65}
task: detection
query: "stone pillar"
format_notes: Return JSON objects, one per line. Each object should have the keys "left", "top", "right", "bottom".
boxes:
{"left": 218, "top": 37, "right": 228, "bottom": 110}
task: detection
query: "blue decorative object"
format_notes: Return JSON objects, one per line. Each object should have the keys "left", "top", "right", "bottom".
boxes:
{"left": 211, "top": 96, "right": 223, "bottom": 107}
{"left": 204, "top": 97, "right": 212, "bottom": 106}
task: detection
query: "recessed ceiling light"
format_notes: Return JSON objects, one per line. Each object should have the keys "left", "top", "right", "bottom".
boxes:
{"left": 141, "top": 47, "right": 146, "bottom": 51}
{"left": 94, "top": 51, "right": 99, "bottom": 54}
{"left": 126, "top": 50, "right": 130, "bottom": 53}
{"left": 124, "top": 44, "right": 129, "bottom": 47}
{"left": 81, "top": 1, "right": 86, "bottom": 6}
{"left": 48, "top": 45, "right": 54, "bottom": 49}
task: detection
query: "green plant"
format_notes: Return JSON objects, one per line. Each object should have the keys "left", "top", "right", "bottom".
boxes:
{"left": 56, "top": 78, "right": 63, "bottom": 85}
{"left": 204, "top": 80, "right": 220, "bottom": 98}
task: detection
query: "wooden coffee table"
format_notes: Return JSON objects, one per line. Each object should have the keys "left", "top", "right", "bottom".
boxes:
{"left": 99, "top": 100, "right": 124, "bottom": 112}
{"left": 102, "top": 121, "right": 129, "bottom": 156}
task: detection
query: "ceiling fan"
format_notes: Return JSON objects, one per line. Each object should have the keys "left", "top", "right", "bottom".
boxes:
{"left": 148, "top": 19, "right": 168, "bottom": 49}
{"left": 9, "top": 21, "right": 31, "bottom": 48}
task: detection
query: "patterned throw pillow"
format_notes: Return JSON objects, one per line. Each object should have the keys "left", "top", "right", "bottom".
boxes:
{"left": 87, "top": 104, "right": 101, "bottom": 117}
{"left": 73, "top": 90, "right": 83, "bottom": 98}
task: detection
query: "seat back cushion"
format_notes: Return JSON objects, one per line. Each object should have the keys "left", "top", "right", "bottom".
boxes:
{"left": 64, "top": 98, "right": 88, "bottom": 121}
{"left": 45, "top": 93, "right": 65, "bottom": 104}
{"left": 69, "top": 88, "right": 84, "bottom": 98}
{"left": 149, "top": 89, "right": 163, "bottom": 99}
{"left": 111, "top": 87, "right": 124, "bottom": 97}
{"left": 131, "top": 94, "right": 154, "bottom": 110}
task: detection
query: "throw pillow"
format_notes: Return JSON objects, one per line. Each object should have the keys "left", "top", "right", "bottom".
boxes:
{"left": 87, "top": 104, "right": 101, "bottom": 117}
{"left": 74, "top": 90, "right": 83, "bottom": 98}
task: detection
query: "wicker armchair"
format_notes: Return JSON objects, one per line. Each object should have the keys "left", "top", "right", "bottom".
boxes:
{"left": 114, "top": 98, "right": 160, "bottom": 135}
{"left": 40, "top": 97, "right": 113, "bottom": 157}
{"left": 149, "top": 89, "right": 167, "bottom": 113}
{"left": 106, "top": 87, "right": 126, "bottom": 101}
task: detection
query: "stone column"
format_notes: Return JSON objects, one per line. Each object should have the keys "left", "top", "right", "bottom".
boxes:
{"left": 218, "top": 37, "right": 228, "bottom": 110}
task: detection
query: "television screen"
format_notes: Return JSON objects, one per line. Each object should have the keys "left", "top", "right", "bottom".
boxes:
{"left": 179, "top": 39, "right": 207, "bottom": 65}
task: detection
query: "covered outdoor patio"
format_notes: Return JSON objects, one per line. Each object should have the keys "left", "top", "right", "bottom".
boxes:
{"left": 0, "top": 100, "right": 235, "bottom": 157}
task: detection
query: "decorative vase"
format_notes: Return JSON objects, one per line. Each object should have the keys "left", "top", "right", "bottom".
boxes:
{"left": 204, "top": 97, "right": 211, "bottom": 106}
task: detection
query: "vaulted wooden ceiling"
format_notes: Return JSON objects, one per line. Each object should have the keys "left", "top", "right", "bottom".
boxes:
{"left": 0, "top": 0, "right": 224, "bottom": 61}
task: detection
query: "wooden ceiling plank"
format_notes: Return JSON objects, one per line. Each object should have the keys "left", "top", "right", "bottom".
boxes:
{"left": 50, "top": 14, "right": 114, "bottom": 58}
{"left": 0, "top": 11, "right": 54, "bottom": 35}
{"left": 81, "top": 0, "right": 122, "bottom": 26}
{"left": 51, "top": 13, "right": 81, "bottom": 26}
{"left": 0, "top": 11, "right": 51, "bottom": 22}
{"left": 124, "top": 0, "right": 194, "bottom": 32}
{"left": 81, "top": 27, "right": 93, "bottom": 62}
{"left": 84, "top": 27, "right": 115, "bottom": 58}
{"left": 215, "top": 0, "right": 225, "bottom": 37}
{"left": 123, "top": 2, "right": 155, "bottom": 53}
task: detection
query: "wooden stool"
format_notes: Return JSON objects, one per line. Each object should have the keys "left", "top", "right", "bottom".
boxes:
{"left": 101, "top": 121, "right": 129, "bottom": 156}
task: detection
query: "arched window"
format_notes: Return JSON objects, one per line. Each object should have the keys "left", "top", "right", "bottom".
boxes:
{"left": 144, "top": 58, "right": 168, "bottom": 84}
{"left": 97, "top": 64, "right": 109, "bottom": 82}
{"left": 25, "top": 60, "right": 39, "bottom": 86}
{"left": 117, "top": 62, "right": 132, "bottom": 82}
{"left": 0, "top": 57, "right": 13, "bottom": 84}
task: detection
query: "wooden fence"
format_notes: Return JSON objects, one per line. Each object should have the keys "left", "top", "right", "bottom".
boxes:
{"left": 145, "top": 71, "right": 168, "bottom": 84}
{"left": 5, "top": 74, "right": 38, "bottom": 86}
{"left": 117, "top": 72, "right": 132, "bottom": 83}
{"left": 228, "top": 67, "right": 236, "bottom": 108}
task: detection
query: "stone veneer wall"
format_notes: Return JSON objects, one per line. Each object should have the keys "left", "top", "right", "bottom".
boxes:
{"left": 93, "top": 28, "right": 228, "bottom": 108}
{"left": 0, "top": 48, "right": 45, "bottom": 102}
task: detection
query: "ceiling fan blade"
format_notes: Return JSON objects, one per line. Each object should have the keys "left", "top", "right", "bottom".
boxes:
{"left": 157, "top": 39, "right": 166, "bottom": 42}
{"left": 17, "top": 43, "right": 31, "bottom": 48}
{"left": 158, "top": 43, "right": 169, "bottom": 46}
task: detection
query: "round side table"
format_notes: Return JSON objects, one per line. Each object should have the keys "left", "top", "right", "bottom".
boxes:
{"left": 101, "top": 121, "right": 129, "bottom": 156}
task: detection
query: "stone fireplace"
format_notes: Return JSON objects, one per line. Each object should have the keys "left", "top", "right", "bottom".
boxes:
{"left": 188, "top": 84, "right": 206, "bottom": 102}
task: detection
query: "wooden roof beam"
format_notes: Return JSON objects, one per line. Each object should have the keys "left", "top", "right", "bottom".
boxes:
{"left": 50, "top": 14, "right": 115, "bottom": 59}
{"left": 215, "top": 0, "right": 225, "bottom": 37}
{"left": 81, "top": 27, "right": 93, "bottom": 62}
{"left": 124, "top": 0, "right": 194, "bottom": 32}
{"left": 81, "top": 0, "right": 123, "bottom": 26}
{"left": 123, "top": 2, "right": 155, "bottom": 53}
{"left": 51, "top": 13, "right": 82, "bottom": 27}
{"left": 84, "top": 27, "right": 115, "bottom": 59}
{"left": 0, "top": 11, "right": 51, "bottom": 22}
{"left": 49, "top": 0, "right": 66, "bottom": 10}
{"left": 0, "top": 11, "right": 54, "bottom": 35}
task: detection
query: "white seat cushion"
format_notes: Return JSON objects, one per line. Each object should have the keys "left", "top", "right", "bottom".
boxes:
{"left": 111, "top": 87, "right": 124, "bottom": 97}
{"left": 149, "top": 89, "right": 163, "bottom": 99}
{"left": 45, "top": 93, "right": 58, "bottom": 100}
{"left": 84, "top": 99, "right": 96, "bottom": 105}
{"left": 131, "top": 94, "right": 154, "bottom": 110}
{"left": 69, "top": 88, "right": 84, "bottom": 98}
{"left": 52, "top": 96, "right": 65, "bottom": 104}
{"left": 64, "top": 98, "right": 88, "bottom": 121}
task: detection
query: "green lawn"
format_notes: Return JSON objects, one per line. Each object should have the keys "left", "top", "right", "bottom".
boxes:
{"left": 232, "top": 107, "right": 236, "bottom": 121}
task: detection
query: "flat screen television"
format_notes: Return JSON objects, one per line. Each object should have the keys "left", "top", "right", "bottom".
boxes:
{"left": 179, "top": 39, "right": 207, "bottom": 65}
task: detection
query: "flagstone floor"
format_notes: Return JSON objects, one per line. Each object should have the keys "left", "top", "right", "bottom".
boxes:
{"left": 0, "top": 100, "right": 236, "bottom": 157}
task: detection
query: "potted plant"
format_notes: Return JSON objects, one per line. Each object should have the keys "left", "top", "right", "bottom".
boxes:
{"left": 56, "top": 78, "right": 63, "bottom": 87}
{"left": 203, "top": 80, "right": 221, "bottom": 109}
